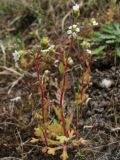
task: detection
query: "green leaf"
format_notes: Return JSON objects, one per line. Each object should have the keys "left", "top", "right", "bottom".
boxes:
{"left": 101, "top": 23, "right": 120, "bottom": 35}
{"left": 113, "top": 23, "right": 120, "bottom": 33}
{"left": 101, "top": 24, "right": 114, "bottom": 34}
{"left": 66, "top": 115, "right": 72, "bottom": 129}
{"left": 106, "top": 40, "right": 116, "bottom": 44}
{"left": 59, "top": 62, "right": 64, "bottom": 74}
{"left": 92, "top": 46, "right": 106, "bottom": 55}
{"left": 92, "top": 32, "right": 116, "bottom": 42}
{"left": 116, "top": 47, "right": 120, "bottom": 57}
{"left": 56, "top": 136, "right": 68, "bottom": 143}
{"left": 92, "top": 32, "right": 103, "bottom": 42}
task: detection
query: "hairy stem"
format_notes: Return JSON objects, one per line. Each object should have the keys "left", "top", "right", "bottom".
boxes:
{"left": 60, "top": 37, "right": 74, "bottom": 137}
{"left": 34, "top": 50, "right": 48, "bottom": 145}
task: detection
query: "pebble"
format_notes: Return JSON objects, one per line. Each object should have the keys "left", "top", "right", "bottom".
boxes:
{"left": 100, "top": 79, "right": 113, "bottom": 88}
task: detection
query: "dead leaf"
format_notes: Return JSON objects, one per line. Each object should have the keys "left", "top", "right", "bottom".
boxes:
{"left": 68, "top": 130, "right": 75, "bottom": 138}
{"left": 72, "top": 138, "right": 87, "bottom": 146}
{"left": 30, "top": 137, "right": 39, "bottom": 143}
{"left": 80, "top": 70, "right": 91, "bottom": 86}
{"left": 34, "top": 127, "right": 44, "bottom": 138}
{"left": 60, "top": 147, "right": 68, "bottom": 160}
{"left": 47, "top": 147, "right": 56, "bottom": 155}
{"left": 42, "top": 146, "right": 48, "bottom": 153}
{"left": 78, "top": 138, "right": 87, "bottom": 145}
{"left": 48, "top": 120, "right": 64, "bottom": 137}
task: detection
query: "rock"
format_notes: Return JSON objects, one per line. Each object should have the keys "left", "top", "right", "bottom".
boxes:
{"left": 100, "top": 79, "right": 113, "bottom": 88}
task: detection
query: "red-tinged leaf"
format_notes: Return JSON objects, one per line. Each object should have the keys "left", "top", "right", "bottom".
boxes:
{"left": 59, "top": 62, "right": 64, "bottom": 74}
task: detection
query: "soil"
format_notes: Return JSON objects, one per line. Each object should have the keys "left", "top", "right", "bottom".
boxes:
{"left": 0, "top": 58, "right": 120, "bottom": 160}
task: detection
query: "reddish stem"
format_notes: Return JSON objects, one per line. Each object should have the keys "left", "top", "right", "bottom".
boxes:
{"left": 34, "top": 50, "right": 48, "bottom": 145}
{"left": 60, "top": 36, "right": 74, "bottom": 137}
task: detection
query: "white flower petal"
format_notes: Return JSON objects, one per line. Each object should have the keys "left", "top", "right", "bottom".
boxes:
{"left": 67, "top": 30, "right": 72, "bottom": 35}
{"left": 12, "top": 50, "right": 20, "bottom": 62}
{"left": 76, "top": 27, "right": 80, "bottom": 32}
{"left": 73, "top": 4, "right": 79, "bottom": 11}
{"left": 73, "top": 24, "right": 77, "bottom": 28}
{"left": 68, "top": 26, "right": 72, "bottom": 30}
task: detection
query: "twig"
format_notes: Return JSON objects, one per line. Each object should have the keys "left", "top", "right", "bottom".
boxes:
{"left": 111, "top": 127, "right": 120, "bottom": 132}
{"left": 0, "top": 122, "right": 22, "bottom": 128}
{"left": 91, "top": 141, "right": 120, "bottom": 149}
{"left": 62, "top": 10, "right": 72, "bottom": 31}
{"left": 8, "top": 76, "right": 23, "bottom": 94}
{"left": 0, "top": 157, "right": 22, "bottom": 160}
{"left": 16, "top": 129, "right": 24, "bottom": 160}
{"left": 0, "top": 41, "right": 6, "bottom": 66}
{"left": 0, "top": 66, "right": 34, "bottom": 77}
{"left": 0, "top": 66, "right": 23, "bottom": 77}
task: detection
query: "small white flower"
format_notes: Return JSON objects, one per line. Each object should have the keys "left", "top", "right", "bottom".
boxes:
{"left": 72, "top": 24, "right": 77, "bottom": 28}
{"left": 67, "top": 24, "right": 80, "bottom": 38}
{"left": 73, "top": 4, "right": 80, "bottom": 12}
{"left": 12, "top": 50, "right": 20, "bottom": 62}
{"left": 91, "top": 18, "right": 98, "bottom": 26}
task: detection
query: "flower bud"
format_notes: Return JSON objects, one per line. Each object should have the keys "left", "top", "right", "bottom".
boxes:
{"left": 81, "top": 41, "right": 90, "bottom": 49}
{"left": 73, "top": 4, "right": 80, "bottom": 18}
{"left": 41, "top": 37, "right": 49, "bottom": 48}
{"left": 68, "top": 57, "right": 74, "bottom": 65}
